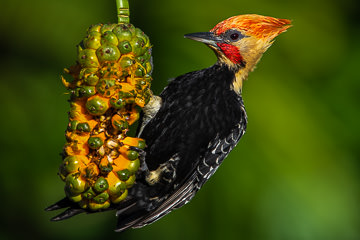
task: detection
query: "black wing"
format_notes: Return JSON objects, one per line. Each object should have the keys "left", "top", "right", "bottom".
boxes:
{"left": 115, "top": 122, "right": 246, "bottom": 231}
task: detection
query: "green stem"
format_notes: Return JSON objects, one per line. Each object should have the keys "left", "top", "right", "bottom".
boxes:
{"left": 116, "top": 0, "right": 130, "bottom": 23}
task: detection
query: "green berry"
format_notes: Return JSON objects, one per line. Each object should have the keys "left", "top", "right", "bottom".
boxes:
{"left": 84, "top": 73, "right": 99, "bottom": 86}
{"left": 86, "top": 96, "right": 109, "bottom": 116}
{"left": 93, "top": 192, "right": 109, "bottom": 204}
{"left": 67, "top": 120, "right": 78, "bottom": 132}
{"left": 128, "top": 158, "right": 140, "bottom": 174}
{"left": 110, "top": 97, "right": 126, "bottom": 109}
{"left": 145, "top": 61, "right": 152, "bottom": 74}
{"left": 88, "top": 200, "right": 110, "bottom": 211}
{"left": 108, "top": 180, "right": 126, "bottom": 197}
{"left": 135, "top": 66, "right": 145, "bottom": 77}
{"left": 112, "top": 119, "right": 129, "bottom": 131}
{"left": 61, "top": 156, "right": 81, "bottom": 173}
{"left": 125, "top": 174, "right": 136, "bottom": 188}
{"left": 99, "top": 163, "right": 113, "bottom": 174}
{"left": 118, "top": 41, "right": 132, "bottom": 54}
{"left": 75, "top": 86, "right": 96, "bottom": 98}
{"left": 113, "top": 24, "right": 134, "bottom": 42}
{"left": 78, "top": 49, "right": 99, "bottom": 68}
{"left": 101, "top": 31, "right": 119, "bottom": 46}
{"left": 100, "top": 24, "right": 117, "bottom": 34}
{"left": 130, "top": 37, "right": 146, "bottom": 57}
{"left": 93, "top": 177, "right": 109, "bottom": 193}
{"left": 87, "top": 24, "right": 102, "bottom": 34}
{"left": 127, "top": 150, "right": 139, "bottom": 160}
{"left": 117, "top": 169, "right": 130, "bottom": 181}
{"left": 111, "top": 189, "right": 128, "bottom": 204}
{"left": 120, "top": 57, "right": 134, "bottom": 69}
{"left": 76, "top": 122, "right": 91, "bottom": 133}
{"left": 65, "top": 174, "right": 86, "bottom": 195}
{"left": 96, "top": 78, "right": 116, "bottom": 96}
{"left": 68, "top": 194, "right": 82, "bottom": 203}
{"left": 83, "top": 31, "right": 102, "bottom": 50}
{"left": 87, "top": 137, "right": 103, "bottom": 149}
{"left": 96, "top": 44, "right": 121, "bottom": 62}
{"left": 82, "top": 187, "right": 96, "bottom": 199}
{"left": 135, "top": 28, "right": 150, "bottom": 46}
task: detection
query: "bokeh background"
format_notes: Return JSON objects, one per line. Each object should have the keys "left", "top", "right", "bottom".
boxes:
{"left": 1, "top": 0, "right": 359, "bottom": 239}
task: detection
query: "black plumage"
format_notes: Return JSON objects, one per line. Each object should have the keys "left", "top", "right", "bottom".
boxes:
{"left": 115, "top": 62, "right": 247, "bottom": 231}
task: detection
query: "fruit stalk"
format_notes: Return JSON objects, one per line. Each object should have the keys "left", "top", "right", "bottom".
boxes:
{"left": 116, "top": 0, "right": 130, "bottom": 23}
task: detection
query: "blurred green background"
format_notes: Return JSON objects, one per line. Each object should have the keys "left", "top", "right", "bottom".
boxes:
{"left": 1, "top": 0, "right": 359, "bottom": 239}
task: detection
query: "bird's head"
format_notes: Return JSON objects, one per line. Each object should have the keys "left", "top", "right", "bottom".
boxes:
{"left": 185, "top": 14, "right": 292, "bottom": 93}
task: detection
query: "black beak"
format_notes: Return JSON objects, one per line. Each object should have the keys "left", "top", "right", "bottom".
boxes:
{"left": 184, "top": 32, "right": 222, "bottom": 48}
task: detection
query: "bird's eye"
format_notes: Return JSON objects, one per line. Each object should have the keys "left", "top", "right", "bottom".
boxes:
{"left": 230, "top": 33, "right": 239, "bottom": 40}
{"left": 224, "top": 30, "right": 245, "bottom": 42}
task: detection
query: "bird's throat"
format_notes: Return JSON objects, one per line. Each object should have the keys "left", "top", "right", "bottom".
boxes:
{"left": 232, "top": 70, "right": 246, "bottom": 95}
{"left": 216, "top": 43, "right": 244, "bottom": 65}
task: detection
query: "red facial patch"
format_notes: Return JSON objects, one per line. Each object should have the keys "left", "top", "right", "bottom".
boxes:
{"left": 216, "top": 43, "right": 243, "bottom": 64}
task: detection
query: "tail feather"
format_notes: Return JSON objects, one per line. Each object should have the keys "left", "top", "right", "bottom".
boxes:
{"left": 45, "top": 197, "right": 86, "bottom": 221}
{"left": 45, "top": 197, "right": 76, "bottom": 211}
{"left": 51, "top": 208, "right": 86, "bottom": 221}
{"left": 115, "top": 208, "right": 149, "bottom": 232}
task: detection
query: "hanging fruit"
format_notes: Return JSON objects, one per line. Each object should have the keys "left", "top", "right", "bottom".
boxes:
{"left": 59, "top": 0, "right": 152, "bottom": 211}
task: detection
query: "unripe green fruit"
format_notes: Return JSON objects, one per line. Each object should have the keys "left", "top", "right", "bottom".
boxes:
{"left": 84, "top": 73, "right": 99, "bottom": 86}
{"left": 83, "top": 31, "right": 102, "bottom": 50}
{"left": 96, "top": 79, "right": 116, "bottom": 96}
{"left": 96, "top": 44, "right": 121, "bottom": 62}
{"left": 135, "top": 28, "right": 150, "bottom": 46}
{"left": 76, "top": 122, "right": 91, "bottom": 133}
{"left": 65, "top": 174, "right": 86, "bottom": 195}
{"left": 117, "top": 169, "right": 131, "bottom": 181}
{"left": 127, "top": 150, "right": 139, "bottom": 160}
{"left": 143, "top": 49, "right": 151, "bottom": 61}
{"left": 99, "top": 162, "right": 113, "bottom": 174}
{"left": 112, "top": 119, "right": 129, "bottom": 131}
{"left": 100, "top": 24, "right": 117, "bottom": 34}
{"left": 146, "top": 61, "right": 152, "bottom": 74}
{"left": 125, "top": 174, "right": 136, "bottom": 188}
{"left": 74, "top": 86, "right": 96, "bottom": 98}
{"left": 101, "top": 31, "right": 119, "bottom": 46}
{"left": 87, "top": 24, "right": 102, "bottom": 34}
{"left": 67, "top": 120, "right": 79, "bottom": 132}
{"left": 112, "top": 189, "right": 128, "bottom": 204}
{"left": 130, "top": 37, "right": 146, "bottom": 56}
{"left": 78, "top": 49, "right": 99, "bottom": 68}
{"left": 137, "top": 140, "right": 146, "bottom": 149}
{"left": 118, "top": 41, "right": 132, "bottom": 54}
{"left": 113, "top": 24, "right": 133, "bottom": 42}
{"left": 88, "top": 200, "right": 110, "bottom": 211}
{"left": 94, "top": 177, "right": 109, "bottom": 193}
{"left": 88, "top": 137, "right": 103, "bottom": 149}
{"left": 82, "top": 187, "right": 96, "bottom": 199}
{"left": 61, "top": 156, "right": 81, "bottom": 173}
{"left": 120, "top": 57, "right": 134, "bottom": 69}
{"left": 110, "top": 97, "right": 126, "bottom": 109}
{"left": 108, "top": 180, "right": 127, "bottom": 197}
{"left": 135, "top": 66, "right": 145, "bottom": 77}
{"left": 93, "top": 192, "right": 109, "bottom": 204}
{"left": 86, "top": 96, "right": 109, "bottom": 116}
{"left": 68, "top": 194, "right": 82, "bottom": 203}
{"left": 128, "top": 158, "right": 140, "bottom": 174}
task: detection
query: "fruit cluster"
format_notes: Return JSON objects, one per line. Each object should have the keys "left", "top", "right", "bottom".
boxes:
{"left": 59, "top": 22, "right": 152, "bottom": 211}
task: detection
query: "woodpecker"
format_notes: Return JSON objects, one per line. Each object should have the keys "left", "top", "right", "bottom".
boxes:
{"left": 47, "top": 14, "right": 291, "bottom": 231}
